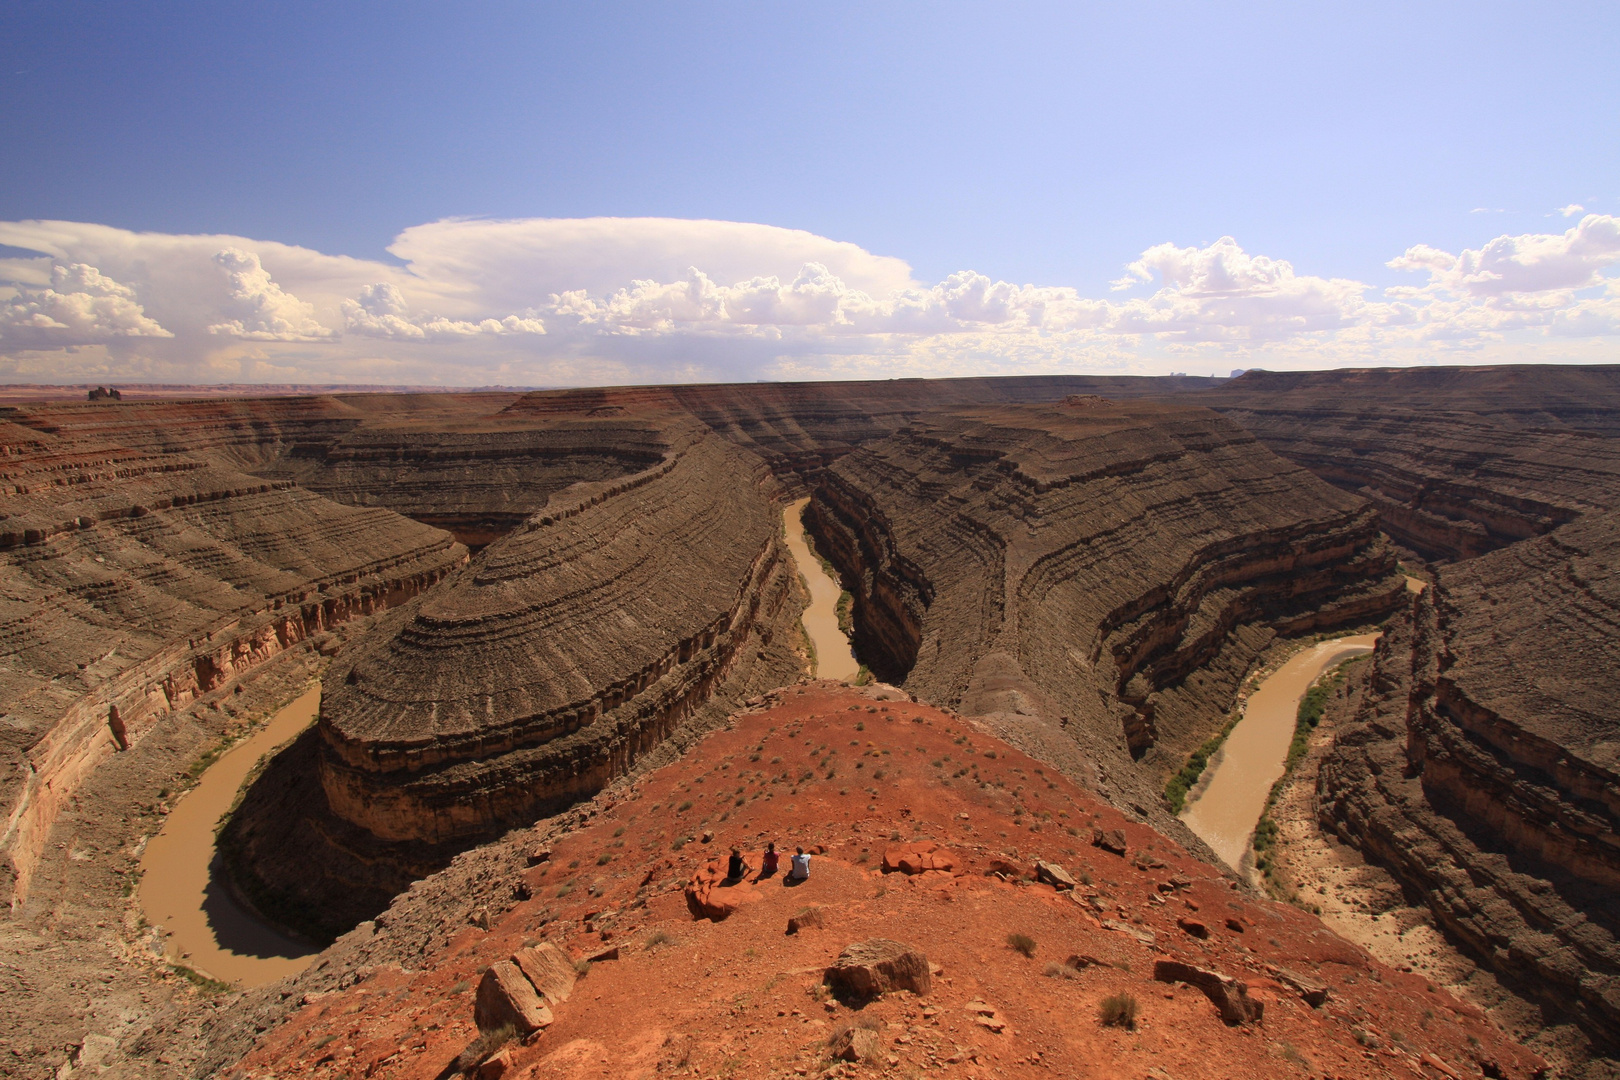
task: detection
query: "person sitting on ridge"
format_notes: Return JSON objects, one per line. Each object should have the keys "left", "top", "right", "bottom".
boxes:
{"left": 787, "top": 846, "right": 811, "bottom": 882}
{"left": 726, "top": 847, "right": 746, "bottom": 882}
{"left": 760, "top": 841, "right": 780, "bottom": 878}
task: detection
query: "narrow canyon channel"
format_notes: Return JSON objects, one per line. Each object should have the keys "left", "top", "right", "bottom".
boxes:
{"left": 139, "top": 685, "right": 322, "bottom": 987}
{"left": 1181, "top": 634, "right": 1379, "bottom": 873}
{"left": 783, "top": 497, "right": 861, "bottom": 681}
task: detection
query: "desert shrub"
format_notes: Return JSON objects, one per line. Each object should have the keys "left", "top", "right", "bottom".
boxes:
{"left": 1006, "top": 933, "right": 1037, "bottom": 958}
{"left": 1099, "top": 992, "right": 1139, "bottom": 1029}
{"left": 644, "top": 929, "right": 672, "bottom": 948}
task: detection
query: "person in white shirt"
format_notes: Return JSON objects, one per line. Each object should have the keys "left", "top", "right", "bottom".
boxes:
{"left": 787, "top": 846, "right": 811, "bottom": 881}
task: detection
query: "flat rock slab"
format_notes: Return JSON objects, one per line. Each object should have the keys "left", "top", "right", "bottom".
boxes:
{"left": 1034, "top": 860, "right": 1076, "bottom": 889}
{"left": 512, "top": 942, "right": 577, "bottom": 1006}
{"left": 1153, "top": 959, "right": 1264, "bottom": 1025}
{"left": 685, "top": 860, "right": 764, "bottom": 921}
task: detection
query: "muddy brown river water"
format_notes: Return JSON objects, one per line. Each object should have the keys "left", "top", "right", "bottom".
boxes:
{"left": 139, "top": 685, "right": 321, "bottom": 987}
{"left": 1181, "top": 634, "right": 1379, "bottom": 873}
{"left": 784, "top": 497, "right": 860, "bottom": 681}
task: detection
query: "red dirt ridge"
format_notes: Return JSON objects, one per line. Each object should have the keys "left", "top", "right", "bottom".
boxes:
{"left": 234, "top": 683, "right": 1541, "bottom": 1080}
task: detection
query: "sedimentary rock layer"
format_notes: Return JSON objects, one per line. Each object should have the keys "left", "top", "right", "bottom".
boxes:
{"left": 222, "top": 423, "right": 807, "bottom": 936}
{"left": 0, "top": 404, "right": 465, "bottom": 906}
{"left": 507, "top": 375, "right": 1232, "bottom": 486}
{"left": 805, "top": 398, "right": 1405, "bottom": 825}
{"left": 1319, "top": 508, "right": 1620, "bottom": 1050}
{"left": 1189, "top": 366, "right": 1620, "bottom": 561}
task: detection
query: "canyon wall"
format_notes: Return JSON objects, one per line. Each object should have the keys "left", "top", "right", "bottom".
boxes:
{"left": 221, "top": 422, "right": 808, "bottom": 938}
{"left": 1190, "top": 365, "right": 1620, "bottom": 561}
{"left": 1318, "top": 507, "right": 1620, "bottom": 1051}
{"left": 0, "top": 403, "right": 466, "bottom": 908}
{"left": 805, "top": 398, "right": 1406, "bottom": 830}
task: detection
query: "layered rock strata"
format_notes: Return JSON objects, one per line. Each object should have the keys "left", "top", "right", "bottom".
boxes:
{"left": 506, "top": 375, "right": 1233, "bottom": 488}
{"left": 1319, "top": 507, "right": 1620, "bottom": 1051}
{"left": 805, "top": 399, "right": 1405, "bottom": 825}
{"left": 1190, "top": 366, "right": 1620, "bottom": 561}
{"left": 222, "top": 425, "right": 806, "bottom": 937}
{"left": 0, "top": 407, "right": 465, "bottom": 907}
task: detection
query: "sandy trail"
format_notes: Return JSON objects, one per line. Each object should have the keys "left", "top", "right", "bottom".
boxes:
{"left": 783, "top": 497, "right": 859, "bottom": 681}
{"left": 139, "top": 685, "right": 322, "bottom": 986}
{"left": 1181, "top": 635, "right": 1379, "bottom": 871}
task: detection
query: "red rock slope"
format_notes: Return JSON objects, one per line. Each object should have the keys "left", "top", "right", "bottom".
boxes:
{"left": 225, "top": 684, "right": 1540, "bottom": 1080}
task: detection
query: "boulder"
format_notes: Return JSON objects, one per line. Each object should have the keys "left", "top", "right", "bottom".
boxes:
{"left": 881, "top": 843, "right": 957, "bottom": 875}
{"left": 1033, "top": 861, "right": 1076, "bottom": 890}
{"left": 1177, "top": 917, "right": 1211, "bottom": 939}
{"left": 1152, "top": 960, "right": 1263, "bottom": 1025}
{"left": 512, "top": 942, "right": 576, "bottom": 1006}
{"left": 1091, "top": 828, "right": 1128, "bottom": 856}
{"left": 824, "top": 939, "right": 932, "bottom": 1001}
{"left": 474, "top": 960, "right": 554, "bottom": 1033}
{"left": 827, "top": 1026, "right": 882, "bottom": 1062}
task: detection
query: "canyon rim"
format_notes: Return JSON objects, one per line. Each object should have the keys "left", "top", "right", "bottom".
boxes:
{"left": 0, "top": 367, "right": 1617, "bottom": 1079}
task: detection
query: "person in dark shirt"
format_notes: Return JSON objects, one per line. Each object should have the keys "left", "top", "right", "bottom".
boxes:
{"left": 726, "top": 847, "right": 746, "bottom": 882}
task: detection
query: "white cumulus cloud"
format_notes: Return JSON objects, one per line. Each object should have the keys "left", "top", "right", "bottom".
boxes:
{"left": 0, "top": 214, "right": 1615, "bottom": 384}
{"left": 207, "top": 248, "right": 337, "bottom": 340}
{"left": 342, "top": 282, "right": 545, "bottom": 339}
{"left": 0, "top": 263, "right": 172, "bottom": 345}
{"left": 1389, "top": 214, "right": 1620, "bottom": 298}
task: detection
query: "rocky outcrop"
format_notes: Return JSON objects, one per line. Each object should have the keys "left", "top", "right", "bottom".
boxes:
{"left": 1318, "top": 508, "right": 1620, "bottom": 1051}
{"left": 223, "top": 423, "right": 807, "bottom": 938}
{"left": 805, "top": 399, "right": 1405, "bottom": 826}
{"left": 0, "top": 406, "right": 465, "bottom": 908}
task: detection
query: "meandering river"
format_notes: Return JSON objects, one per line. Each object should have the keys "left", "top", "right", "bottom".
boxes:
{"left": 138, "top": 685, "right": 322, "bottom": 987}
{"left": 1181, "top": 634, "right": 1379, "bottom": 873}
{"left": 783, "top": 497, "right": 860, "bottom": 681}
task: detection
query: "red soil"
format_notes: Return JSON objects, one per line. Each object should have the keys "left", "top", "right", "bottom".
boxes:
{"left": 236, "top": 683, "right": 1541, "bottom": 1080}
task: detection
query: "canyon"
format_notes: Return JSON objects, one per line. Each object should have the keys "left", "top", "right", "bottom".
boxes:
{"left": 0, "top": 365, "right": 1616, "bottom": 1079}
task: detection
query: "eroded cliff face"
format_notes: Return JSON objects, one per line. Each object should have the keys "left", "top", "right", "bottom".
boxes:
{"left": 1319, "top": 508, "right": 1620, "bottom": 1052}
{"left": 805, "top": 398, "right": 1405, "bottom": 832}
{"left": 1190, "top": 366, "right": 1620, "bottom": 562}
{"left": 222, "top": 423, "right": 808, "bottom": 938}
{"left": 0, "top": 403, "right": 466, "bottom": 908}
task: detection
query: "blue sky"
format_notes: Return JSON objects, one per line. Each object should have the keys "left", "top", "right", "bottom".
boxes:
{"left": 0, "top": 1, "right": 1616, "bottom": 385}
